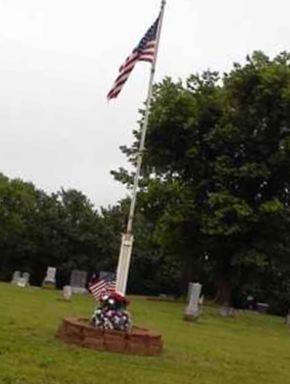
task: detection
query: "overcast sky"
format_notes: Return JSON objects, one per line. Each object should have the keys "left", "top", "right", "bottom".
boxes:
{"left": 0, "top": 0, "right": 290, "bottom": 208}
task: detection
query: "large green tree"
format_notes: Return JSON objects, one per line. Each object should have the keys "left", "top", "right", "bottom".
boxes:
{"left": 113, "top": 52, "right": 290, "bottom": 305}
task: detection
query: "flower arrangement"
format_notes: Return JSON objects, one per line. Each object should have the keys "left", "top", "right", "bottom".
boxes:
{"left": 91, "top": 291, "right": 132, "bottom": 332}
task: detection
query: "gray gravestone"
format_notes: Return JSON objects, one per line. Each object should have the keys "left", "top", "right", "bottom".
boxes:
{"left": 184, "top": 282, "right": 202, "bottom": 321}
{"left": 70, "top": 270, "right": 87, "bottom": 294}
{"left": 256, "top": 303, "right": 269, "bottom": 314}
{"left": 11, "top": 271, "right": 21, "bottom": 285}
{"left": 62, "top": 285, "right": 72, "bottom": 301}
{"left": 22, "top": 272, "right": 30, "bottom": 286}
{"left": 218, "top": 306, "right": 235, "bottom": 317}
{"left": 16, "top": 273, "right": 29, "bottom": 288}
{"left": 42, "top": 267, "right": 57, "bottom": 288}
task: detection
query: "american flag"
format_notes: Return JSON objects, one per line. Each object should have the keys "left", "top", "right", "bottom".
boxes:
{"left": 107, "top": 14, "right": 161, "bottom": 100}
{"left": 88, "top": 275, "right": 116, "bottom": 301}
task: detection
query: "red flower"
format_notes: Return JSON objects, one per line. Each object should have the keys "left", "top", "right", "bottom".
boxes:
{"left": 110, "top": 291, "right": 130, "bottom": 306}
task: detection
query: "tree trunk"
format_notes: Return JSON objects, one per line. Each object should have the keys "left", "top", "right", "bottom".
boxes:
{"left": 181, "top": 262, "right": 196, "bottom": 291}
{"left": 214, "top": 278, "right": 232, "bottom": 306}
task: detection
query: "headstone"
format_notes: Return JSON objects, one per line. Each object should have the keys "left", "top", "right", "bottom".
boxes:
{"left": 62, "top": 285, "right": 72, "bottom": 301}
{"left": 187, "top": 282, "right": 194, "bottom": 303}
{"left": 256, "top": 303, "right": 269, "bottom": 314}
{"left": 22, "top": 272, "right": 30, "bottom": 286}
{"left": 17, "top": 277, "right": 28, "bottom": 288}
{"left": 246, "top": 295, "right": 255, "bottom": 310}
{"left": 183, "top": 282, "right": 202, "bottom": 321}
{"left": 70, "top": 270, "right": 88, "bottom": 294}
{"left": 42, "top": 267, "right": 57, "bottom": 289}
{"left": 218, "top": 306, "right": 235, "bottom": 317}
{"left": 11, "top": 271, "right": 21, "bottom": 285}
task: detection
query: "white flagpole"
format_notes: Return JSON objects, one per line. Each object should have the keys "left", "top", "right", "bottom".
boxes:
{"left": 116, "top": 0, "right": 166, "bottom": 295}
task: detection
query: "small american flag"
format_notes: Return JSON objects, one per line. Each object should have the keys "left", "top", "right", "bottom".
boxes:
{"left": 107, "top": 14, "right": 161, "bottom": 100}
{"left": 88, "top": 275, "right": 116, "bottom": 301}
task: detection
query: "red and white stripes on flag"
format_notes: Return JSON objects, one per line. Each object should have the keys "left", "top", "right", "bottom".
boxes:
{"left": 88, "top": 276, "right": 116, "bottom": 301}
{"left": 107, "top": 14, "right": 161, "bottom": 100}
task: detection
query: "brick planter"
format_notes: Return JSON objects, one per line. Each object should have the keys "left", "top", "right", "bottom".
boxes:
{"left": 56, "top": 317, "right": 163, "bottom": 356}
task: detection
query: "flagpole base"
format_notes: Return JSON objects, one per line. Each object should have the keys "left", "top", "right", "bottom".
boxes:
{"left": 57, "top": 317, "right": 163, "bottom": 356}
{"left": 116, "top": 233, "right": 134, "bottom": 295}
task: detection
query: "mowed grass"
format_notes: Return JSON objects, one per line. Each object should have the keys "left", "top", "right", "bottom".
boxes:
{"left": 0, "top": 283, "right": 290, "bottom": 384}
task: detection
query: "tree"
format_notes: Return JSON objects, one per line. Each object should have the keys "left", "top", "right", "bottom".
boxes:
{"left": 113, "top": 52, "right": 290, "bottom": 306}
{"left": 0, "top": 174, "right": 41, "bottom": 280}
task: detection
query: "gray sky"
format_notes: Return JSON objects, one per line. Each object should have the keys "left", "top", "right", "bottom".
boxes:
{"left": 0, "top": 0, "right": 290, "bottom": 208}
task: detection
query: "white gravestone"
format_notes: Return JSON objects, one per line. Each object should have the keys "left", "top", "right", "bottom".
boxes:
{"left": 22, "top": 272, "right": 30, "bottom": 286}
{"left": 187, "top": 282, "right": 194, "bottom": 303}
{"left": 16, "top": 277, "right": 28, "bottom": 288}
{"left": 184, "top": 283, "right": 202, "bottom": 321}
{"left": 11, "top": 271, "right": 21, "bottom": 285}
{"left": 43, "top": 267, "right": 57, "bottom": 288}
{"left": 62, "top": 285, "right": 72, "bottom": 301}
{"left": 12, "top": 271, "right": 29, "bottom": 287}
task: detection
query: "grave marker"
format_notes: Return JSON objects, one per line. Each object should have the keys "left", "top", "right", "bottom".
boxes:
{"left": 23, "top": 272, "right": 30, "bottom": 286}
{"left": 70, "top": 270, "right": 87, "bottom": 294}
{"left": 218, "top": 306, "right": 235, "bottom": 317}
{"left": 42, "top": 267, "right": 57, "bottom": 289}
{"left": 187, "top": 282, "right": 194, "bottom": 303}
{"left": 17, "top": 273, "right": 29, "bottom": 288}
{"left": 184, "top": 283, "right": 202, "bottom": 321}
{"left": 62, "top": 285, "right": 72, "bottom": 301}
{"left": 11, "top": 271, "right": 21, "bottom": 285}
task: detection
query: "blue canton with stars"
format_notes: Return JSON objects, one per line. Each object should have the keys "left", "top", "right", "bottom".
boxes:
{"left": 134, "top": 16, "right": 160, "bottom": 53}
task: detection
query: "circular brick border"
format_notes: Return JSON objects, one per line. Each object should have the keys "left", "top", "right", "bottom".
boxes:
{"left": 56, "top": 317, "right": 163, "bottom": 356}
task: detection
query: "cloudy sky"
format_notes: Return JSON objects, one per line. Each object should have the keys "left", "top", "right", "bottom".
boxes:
{"left": 0, "top": 0, "right": 289, "bottom": 208}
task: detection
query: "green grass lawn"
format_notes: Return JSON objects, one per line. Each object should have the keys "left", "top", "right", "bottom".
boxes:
{"left": 0, "top": 282, "right": 290, "bottom": 384}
